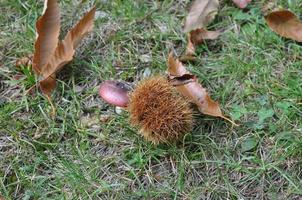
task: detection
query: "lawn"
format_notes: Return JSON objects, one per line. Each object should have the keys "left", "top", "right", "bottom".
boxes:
{"left": 0, "top": 0, "right": 302, "bottom": 199}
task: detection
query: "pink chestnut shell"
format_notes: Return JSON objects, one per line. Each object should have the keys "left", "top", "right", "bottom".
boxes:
{"left": 99, "top": 81, "right": 131, "bottom": 107}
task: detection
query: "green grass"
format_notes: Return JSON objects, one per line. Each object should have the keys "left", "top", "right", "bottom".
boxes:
{"left": 1, "top": 0, "right": 302, "bottom": 199}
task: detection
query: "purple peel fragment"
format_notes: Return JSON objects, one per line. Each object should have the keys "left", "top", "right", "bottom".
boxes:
{"left": 99, "top": 80, "right": 132, "bottom": 107}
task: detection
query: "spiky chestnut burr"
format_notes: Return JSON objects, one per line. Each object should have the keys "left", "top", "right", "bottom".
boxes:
{"left": 128, "top": 76, "right": 193, "bottom": 144}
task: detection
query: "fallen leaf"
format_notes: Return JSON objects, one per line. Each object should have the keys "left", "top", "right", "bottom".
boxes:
{"left": 265, "top": 10, "right": 302, "bottom": 42}
{"left": 167, "top": 52, "right": 237, "bottom": 125}
{"left": 190, "top": 28, "right": 220, "bottom": 44}
{"left": 38, "top": 6, "right": 96, "bottom": 94}
{"left": 184, "top": 35, "right": 195, "bottom": 56}
{"left": 29, "top": 1, "right": 95, "bottom": 116}
{"left": 184, "top": 0, "right": 219, "bottom": 33}
{"left": 40, "top": 75, "right": 56, "bottom": 96}
{"left": 179, "top": 35, "right": 196, "bottom": 62}
{"left": 182, "top": 0, "right": 220, "bottom": 61}
{"left": 232, "top": 0, "right": 252, "bottom": 9}
{"left": 168, "top": 74, "right": 196, "bottom": 86}
{"left": 32, "top": 0, "right": 61, "bottom": 75}
{"left": 40, "top": 6, "right": 96, "bottom": 81}
{"left": 32, "top": 0, "right": 95, "bottom": 95}
{"left": 181, "top": 28, "right": 220, "bottom": 61}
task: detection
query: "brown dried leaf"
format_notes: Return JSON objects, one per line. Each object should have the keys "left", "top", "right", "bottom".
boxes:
{"left": 185, "top": 34, "right": 196, "bottom": 56}
{"left": 33, "top": 0, "right": 60, "bottom": 75}
{"left": 184, "top": 0, "right": 219, "bottom": 33}
{"left": 40, "top": 75, "right": 56, "bottom": 96}
{"left": 179, "top": 34, "right": 196, "bottom": 62}
{"left": 265, "top": 10, "right": 302, "bottom": 42}
{"left": 181, "top": 28, "right": 220, "bottom": 61}
{"left": 40, "top": 6, "right": 96, "bottom": 81}
{"left": 167, "top": 53, "right": 237, "bottom": 125}
{"left": 30, "top": 1, "right": 95, "bottom": 116}
{"left": 32, "top": 0, "right": 95, "bottom": 95}
{"left": 168, "top": 74, "right": 196, "bottom": 86}
{"left": 182, "top": 0, "right": 220, "bottom": 61}
{"left": 190, "top": 28, "right": 220, "bottom": 44}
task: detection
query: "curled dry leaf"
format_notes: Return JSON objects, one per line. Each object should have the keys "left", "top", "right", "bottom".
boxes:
{"left": 32, "top": 0, "right": 96, "bottom": 97}
{"left": 168, "top": 53, "right": 237, "bottom": 125}
{"left": 168, "top": 74, "right": 196, "bottom": 86}
{"left": 41, "top": 6, "right": 96, "bottom": 80}
{"left": 179, "top": 36, "right": 196, "bottom": 62}
{"left": 184, "top": 0, "right": 219, "bottom": 33}
{"left": 29, "top": 0, "right": 95, "bottom": 116}
{"left": 265, "top": 10, "right": 302, "bottom": 42}
{"left": 181, "top": 28, "right": 220, "bottom": 61}
{"left": 182, "top": 0, "right": 220, "bottom": 61}
{"left": 33, "top": 0, "right": 61, "bottom": 75}
{"left": 40, "top": 74, "right": 56, "bottom": 96}
{"left": 39, "top": 6, "right": 96, "bottom": 96}
{"left": 232, "top": 0, "right": 252, "bottom": 9}
{"left": 190, "top": 28, "right": 220, "bottom": 44}
{"left": 184, "top": 36, "right": 195, "bottom": 57}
